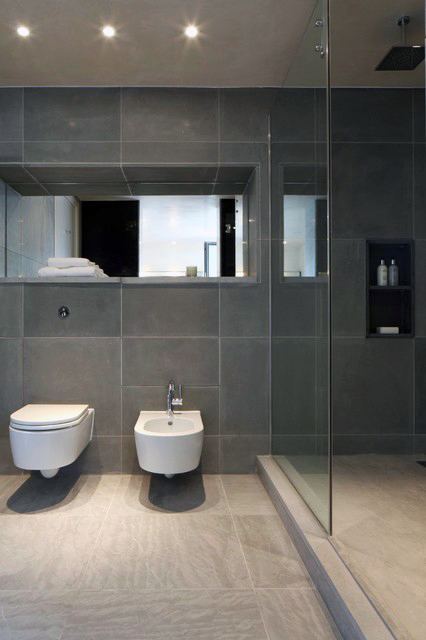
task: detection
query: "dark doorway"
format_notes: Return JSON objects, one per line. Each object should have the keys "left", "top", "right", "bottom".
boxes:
{"left": 220, "top": 198, "right": 236, "bottom": 277}
{"left": 81, "top": 200, "right": 139, "bottom": 277}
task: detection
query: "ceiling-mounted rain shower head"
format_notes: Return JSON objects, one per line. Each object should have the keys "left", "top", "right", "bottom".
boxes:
{"left": 376, "top": 15, "right": 425, "bottom": 71}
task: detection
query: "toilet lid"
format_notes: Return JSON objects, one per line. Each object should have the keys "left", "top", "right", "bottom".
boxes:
{"left": 10, "top": 404, "right": 89, "bottom": 427}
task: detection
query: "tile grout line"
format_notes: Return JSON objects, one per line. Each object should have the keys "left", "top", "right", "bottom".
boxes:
{"left": 219, "top": 475, "right": 272, "bottom": 640}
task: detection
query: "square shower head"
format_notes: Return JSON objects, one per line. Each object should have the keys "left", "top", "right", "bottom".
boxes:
{"left": 376, "top": 45, "right": 425, "bottom": 71}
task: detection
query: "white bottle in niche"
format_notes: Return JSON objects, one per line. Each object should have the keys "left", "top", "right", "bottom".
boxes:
{"left": 389, "top": 259, "right": 399, "bottom": 286}
{"left": 377, "top": 259, "right": 388, "bottom": 286}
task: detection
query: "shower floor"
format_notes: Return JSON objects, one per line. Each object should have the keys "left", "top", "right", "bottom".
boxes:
{"left": 0, "top": 472, "right": 338, "bottom": 640}
{"left": 333, "top": 455, "right": 426, "bottom": 640}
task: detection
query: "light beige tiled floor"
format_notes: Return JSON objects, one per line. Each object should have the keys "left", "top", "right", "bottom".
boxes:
{"left": 0, "top": 472, "right": 338, "bottom": 639}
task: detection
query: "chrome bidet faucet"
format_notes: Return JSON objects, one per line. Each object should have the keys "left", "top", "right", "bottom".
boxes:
{"left": 167, "top": 381, "right": 183, "bottom": 419}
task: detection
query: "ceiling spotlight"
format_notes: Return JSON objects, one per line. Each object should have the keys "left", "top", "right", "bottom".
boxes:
{"left": 17, "top": 25, "right": 30, "bottom": 38}
{"left": 102, "top": 25, "right": 116, "bottom": 38}
{"left": 184, "top": 24, "right": 199, "bottom": 39}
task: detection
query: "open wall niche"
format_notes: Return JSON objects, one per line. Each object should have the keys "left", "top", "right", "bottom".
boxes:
{"left": 366, "top": 240, "right": 414, "bottom": 338}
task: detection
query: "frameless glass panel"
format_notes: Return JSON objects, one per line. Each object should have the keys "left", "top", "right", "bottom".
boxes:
{"left": 271, "top": 0, "right": 331, "bottom": 531}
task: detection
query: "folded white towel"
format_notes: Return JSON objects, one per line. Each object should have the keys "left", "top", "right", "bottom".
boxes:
{"left": 48, "top": 257, "right": 92, "bottom": 268}
{"left": 38, "top": 266, "right": 108, "bottom": 278}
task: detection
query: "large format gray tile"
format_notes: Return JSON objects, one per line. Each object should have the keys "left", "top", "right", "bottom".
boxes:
{"left": 24, "top": 88, "right": 120, "bottom": 141}
{"left": 234, "top": 515, "right": 309, "bottom": 588}
{"left": 0, "top": 515, "right": 102, "bottom": 590}
{"left": 0, "top": 590, "right": 71, "bottom": 640}
{"left": 0, "top": 89, "right": 23, "bottom": 141}
{"left": 257, "top": 588, "right": 337, "bottom": 640}
{"left": 122, "top": 88, "right": 218, "bottom": 142}
{"left": 25, "top": 165, "right": 124, "bottom": 184}
{"left": 272, "top": 282, "right": 316, "bottom": 337}
{"left": 24, "top": 338, "right": 121, "bottom": 435}
{"left": 109, "top": 473, "right": 229, "bottom": 516}
{"left": 220, "top": 338, "right": 269, "bottom": 435}
{"left": 0, "top": 141, "right": 22, "bottom": 162}
{"left": 24, "top": 284, "right": 121, "bottom": 337}
{"left": 24, "top": 141, "right": 121, "bottom": 164}
{"left": 122, "top": 337, "right": 219, "bottom": 386}
{"left": 332, "top": 142, "right": 412, "bottom": 239}
{"left": 415, "top": 240, "right": 426, "bottom": 335}
{"left": 331, "top": 239, "right": 365, "bottom": 336}
{"left": 220, "top": 89, "right": 275, "bottom": 142}
{"left": 414, "top": 144, "right": 426, "bottom": 238}
{"left": 271, "top": 89, "right": 315, "bottom": 142}
{"left": 62, "top": 590, "right": 268, "bottom": 640}
{"left": 220, "top": 284, "right": 268, "bottom": 337}
{"left": 82, "top": 514, "right": 251, "bottom": 589}
{"left": 122, "top": 385, "right": 219, "bottom": 435}
{"left": 0, "top": 285, "right": 22, "bottom": 336}
{"left": 220, "top": 436, "right": 269, "bottom": 473}
{"left": 333, "top": 338, "right": 413, "bottom": 436}
{"left": 0, "top": 339, "right": 23, "bottom": 437}
{"left": 272, "top": 338, "right": 315, "bottom": 435}
{"left": 201, "top": 436, "right": 220, "bottom": 473}
{"left": 221, "top": 474, "right": 277, "bottom": 515}
{"left": 122, "top": 284, "right": 219, "bottom": 336}
{"left": 415, "top": 339, "right": 426, "bottom": 434}
{"left": 122, "top": 141, "right": 219, "bottom": 164}
{"left": 0, "top": 436, "right": 18, "bottom": 474}
{"left": 330, "top": 88, "right": 412, "bottom": 142}
{"left": 64, "top": 436, "right": 122, "bottom": 474}
{"left": 413, "top": 89, "right": 425, "bottom": 143}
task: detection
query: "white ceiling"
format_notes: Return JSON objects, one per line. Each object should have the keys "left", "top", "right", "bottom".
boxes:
{"left": 0, "top": 0, "right": 424, "bottom": 88}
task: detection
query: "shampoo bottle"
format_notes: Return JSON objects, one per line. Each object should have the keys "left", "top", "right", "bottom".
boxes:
{"left": 377, "top": 259, "right": 388, "bottom": 286}
{"left": 389, "top": 259, "right": 399, "bottom": 286}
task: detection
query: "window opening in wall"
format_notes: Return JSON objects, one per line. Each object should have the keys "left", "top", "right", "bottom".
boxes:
{"left": 283, "top": 195, "right": 327, "bottom": 278}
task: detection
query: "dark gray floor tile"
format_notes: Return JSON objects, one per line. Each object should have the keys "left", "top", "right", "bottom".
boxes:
{"left": 220, "top": 284, "right": 268, "bottom": 337}
{"left": 333, "top": 338, "right": 413, "bottom": 435}
{"left": 271, "top": 89, "right": 315, "bottom": 142}
{"left": 122, "top": 385, "right": 219, "bottom": 435}
{"left": 331, "top": 88, "right": 412, "bottom": 142}
{"left": 331, "top": 239, "right": 365, "bottom": 336}
{"left": 220, "top": 88, "right": 276, "bottom": 142}
{"left": 220, "top": 338, "right": 269, "bottom": 435}
{"left": 24, "top": 88, "right": 120, "bottom": 141}
{"left": 24, "top": 338, "right": 121, "bottom": 435}
{"left": 122, "top": 88, "right": 218, "bottom": 141}
{"left": 332, "top": 142, "right": 412, "bottom": 239}
{"left": 122, "top": 284, "right": 219, "bottom": 336}
{"left": 272, "top": 338, "right": 315, "bottom": 436}
{"left": 0, "top": 89, "right": 23, "bottom": 141}
{"left": 24, "top": 284, "right": 121, "bottom": 337}
{"left": 0, "top": 284, "right": 22, "bottom": 336}
{"left": 221, "top": 435, "right": 269, "bottom": 473}
{"left": 0, "top": 339, "right": 23, "bottom": 437}
{"left": 122, "top": 337, "right": 219, "bottom": 386}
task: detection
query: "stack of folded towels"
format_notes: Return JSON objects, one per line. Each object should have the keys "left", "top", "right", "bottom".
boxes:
{"left": 38, "top": 258, "right": 108, "bottom": 278}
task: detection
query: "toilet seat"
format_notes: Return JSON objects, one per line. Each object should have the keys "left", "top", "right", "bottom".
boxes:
{"left": 10, "top": 404, "right": 89, "bottom": 431}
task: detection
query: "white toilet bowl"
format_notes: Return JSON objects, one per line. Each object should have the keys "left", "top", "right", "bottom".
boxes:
{"left": 134, "top": 411, "right": 204, "bottom": 478}
{"left": 9, "top": 404, "right": 94, "bottom": 478}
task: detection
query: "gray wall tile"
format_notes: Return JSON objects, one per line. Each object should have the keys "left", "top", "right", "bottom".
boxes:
{"left": 415, "top": 339, "right": 426, "bottom": 434}
{"left": 220, "top": 338, "right": 269, "bottom": 435}
{"left": 0, "top": 338, "right": 23, "bottom": 437}
{"left": 332, "top": 142, "right": 412, "bottom": 239}
{"left": 0, "top": 285, "right": 22, "bottom": 336}
{"left": 415, "top": 241, "right": 426, "bottom": 335}
{"left": 122, "top": 385, "right": 219, "bottom": 435}
{"left": 220, "top": 89, "right": 275, "bottom": 142}
{"left": 331, "top": 239, "right": 365, "bottom": 336}
{"left": 0, "top": 142, "right": 22, "bottom": 163}
{"left": 24, "top": 141, "right": 121, "bottom": 164}
{"left": 63, "top": 436, "right": 122, "bottom": 474}
{"left": 0, "top": 435, "right": 18, "bottom": 473}
{"left": 200, "top": 436, "right": 220, "bottom": 473}
{"left": 122, "top": 285, "right": 218, "bottom": 336}
{"left": 122, "top": 337, "right": 219, "bottom": 386}
{"left": 413, "top": 89, "right": 425, "bottom": 142}
{"left": 220, "top": 284, "right": 268, "bottom": 337}
{"left": 122, "top": 141, "right": 218, "bottom": 164}
{"left": 0, "top": 89, "right": 23, "bottom": 141}
{"left": 331, "top": 89, "right": 412, "bottom": 142}
{"left": 23, "top": 338, "right": 121, "bottom": 436}
{"left": 333, "top": 435, "right": 413, "bottom": 455}
{"left": 122, "top": 88, "right": 218, "bottom": 142}
{"left": 272, "top": 283, "right": 316, "bottom": 337}
{"left": 271, "top": 89, "right": 315, "bottom": 142}
{"left": 333, "top": 338, "right": 413, "bottom": 435}
{"left": 24, "top": 88, "right": 120, "bottom": 141}
{"left": 414, "top": 144, "right": 426, "bottom": 238}
{"left": 24, "top": 284, "right": 121, "bottom": 337}
{"left": 221, "top": 435, "right": 269, "bottom": 473}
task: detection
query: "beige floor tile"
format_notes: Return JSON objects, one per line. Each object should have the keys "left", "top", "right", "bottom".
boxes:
{"left": 234, "top": 515, "right": 310, "bottom": 588}
{"left": 81, "top": 514, "right": 251, "bottom": 590}
{"left": 62, "top": 589, "right": 268, "bottom": 640}
{"left": 109, "top": 473, "right": 229, "bottom": 516}
{"left": 221, "top": 475, "right": 277, "bottom": 515}
{"left": 256, "top": 588, "right": 338, "bottom": 640}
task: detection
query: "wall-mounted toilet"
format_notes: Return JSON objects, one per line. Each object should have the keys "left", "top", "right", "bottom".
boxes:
{"left": 9, "top": 404, "right": 94, "bottom": 478}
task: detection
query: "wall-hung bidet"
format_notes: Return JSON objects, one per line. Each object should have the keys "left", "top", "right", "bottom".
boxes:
{"left": 134, "top": 382, "right": 203, "bottom": 478}
{"left": 9, "top": 404, "right": 94, "bottom": 478}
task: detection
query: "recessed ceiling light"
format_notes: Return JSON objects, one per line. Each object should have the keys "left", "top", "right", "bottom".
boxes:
{"left": 184, "top": 24, "right": 199, "bottom": 39}
{"left": 17, "top": 25, "right": 30, "bottom": 38}
{"left": 102, "top": 25, "right": 116, "bottom": 38}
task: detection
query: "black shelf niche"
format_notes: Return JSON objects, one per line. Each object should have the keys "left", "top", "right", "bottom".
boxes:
{"left": 366, "top": 240, "right": 414, "bottom": 338}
